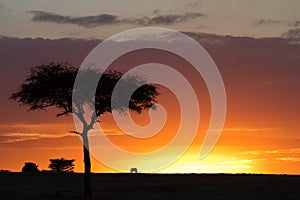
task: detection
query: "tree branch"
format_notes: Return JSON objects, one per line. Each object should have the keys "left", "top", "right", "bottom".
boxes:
{"left": 74, "top": 111, "right": 88, "bottom": 128}
{"left": 69, "top": 131, "right": 81, "bottom": 135}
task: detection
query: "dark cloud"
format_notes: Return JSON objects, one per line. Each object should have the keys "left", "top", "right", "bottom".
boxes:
{"left": 252, "top": 19, "right": 283, "bottom": 27}
{"left": 137, "top": 12, "right": 204, "bottom": 25}
{"left": 29, "top": 11, "right": 120, "bottom": 28}
{"left": 253, "top": 19, "right": 300, "bottom": 28}
{"left": 187, "top": 1, "right": 201, "bottom": 7}
{"left": 29, "top": 10, "right": 205, "bottom": 27}
{"left": 152, "top": 9, "right": 161, "bottom": 15}
{"left": 288, "top": 20, "right": 300, "bottom": 27}
{"left": 282, "top": 28, "right": 300, "bottom": 39}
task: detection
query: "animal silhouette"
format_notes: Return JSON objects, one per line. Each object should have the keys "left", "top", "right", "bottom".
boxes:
{"left": 130, "top": 168, "right": 138, "bottom": 173}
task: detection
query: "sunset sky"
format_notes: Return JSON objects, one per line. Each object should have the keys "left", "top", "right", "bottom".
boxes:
{"left": 0, "top": 0, "right": 300, "bottom": 174}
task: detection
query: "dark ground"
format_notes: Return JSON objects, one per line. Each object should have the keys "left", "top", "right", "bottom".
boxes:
{"left": 0, "top": 173, "right": 299, "bottom": 200}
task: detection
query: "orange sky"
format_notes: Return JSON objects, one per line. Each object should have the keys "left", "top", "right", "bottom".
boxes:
{"left": 0, "top": 10, "right": 299, "bottom": 174}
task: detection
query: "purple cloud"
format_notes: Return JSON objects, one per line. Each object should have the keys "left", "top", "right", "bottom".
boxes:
{"left": 29, "top": 10, "right": 205, "bottom": 27}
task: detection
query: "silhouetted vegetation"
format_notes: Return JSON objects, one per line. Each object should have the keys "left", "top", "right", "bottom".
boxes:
{"left": 0, "top": 169, "right": 11, "bottom": 173}
{"left": 49, "top": 158, "right": 75, "bottom": 173}
{"left": 10, "top": 61, "right": 160, "bottom": 197}
{"left": 0, "top": 173, "right": 299, "bottom": 200}
{"left": 22, "top": 162, "right": 39, "bottom": 173}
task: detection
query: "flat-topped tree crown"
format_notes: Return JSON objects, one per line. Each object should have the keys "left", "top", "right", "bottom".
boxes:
{"left": 11, "top": 61, "right": 160, "bottom": 118}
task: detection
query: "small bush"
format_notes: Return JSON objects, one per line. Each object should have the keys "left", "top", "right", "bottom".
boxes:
{"left": 22, "top": 162, "right": 39, "bottom": 173}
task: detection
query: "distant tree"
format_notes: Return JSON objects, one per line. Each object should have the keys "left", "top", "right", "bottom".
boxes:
{"left": 22, "top": 162, "right": 39, "bottom": 173}
{"left": 49, "top": 158, "right": 75, "bottom": 173}
{"left": 10, "top": 62, "right": 160, "bottom": 197}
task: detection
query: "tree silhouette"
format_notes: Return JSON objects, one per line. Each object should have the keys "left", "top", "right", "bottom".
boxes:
{"left": 10, "top": 61, "right": 160, "bottom": 197}
{"left": 22, "top": 162, "right": 39, "bottom": 173}
{"left": 49, "top": 158, "right": 75, "bottom": 173}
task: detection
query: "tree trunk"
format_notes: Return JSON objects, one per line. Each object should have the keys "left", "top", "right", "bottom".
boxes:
{"left": 82, "top": 132, "right": 92, "bottom": 198}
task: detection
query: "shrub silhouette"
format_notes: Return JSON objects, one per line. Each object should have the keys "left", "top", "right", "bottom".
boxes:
{"left": 22, "top": 162, "right": 39, "bottom": 173}
{"left": 49, "top": 158, "right": 75, "bottom": 173}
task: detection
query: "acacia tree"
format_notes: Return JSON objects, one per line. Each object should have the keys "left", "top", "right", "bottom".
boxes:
{"left": 10, "top": 62, "right": 160, "bottom": 197}
{"left": 49, "top": 158, "right": 75, "bottom": 173}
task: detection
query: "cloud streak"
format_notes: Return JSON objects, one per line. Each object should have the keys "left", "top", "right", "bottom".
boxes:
{"left": 0, "top": 123, "right": 76, "bottom": 143}
{"left": 29, "top": 10, "right": 205, "bottom": 27}
{"left": 0, "top": 132, "right": 73, "bottom": 143}
{"left": 139, "top": 12, "right": 204, "bottom": 25}
{"left": 253, "top": 19, "right": 284, "bottom": 27}
{"left": 222, "top": 127, "right": 277, "bottom": 132}
{"left": 241, "top": 148, "right": 300, "bottom": 163}
{"left": 282, "top": 28, "right": 300, "bottom": 39}
{"left": 253, "top": 19, "right": 300, "bottom": 28}
{"left": 29, "top": 11, "right": 120, "bottom": 28}
{"left": 0, "top": 122, "right": 125, "bottom": 143}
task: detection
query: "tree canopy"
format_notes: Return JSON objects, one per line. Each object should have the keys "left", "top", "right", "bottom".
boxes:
{"left": 48, "top": 158, "right": 75, "bottom": 173}
{"left": 10, "top": 62, "right": 160, "bottom": 130}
